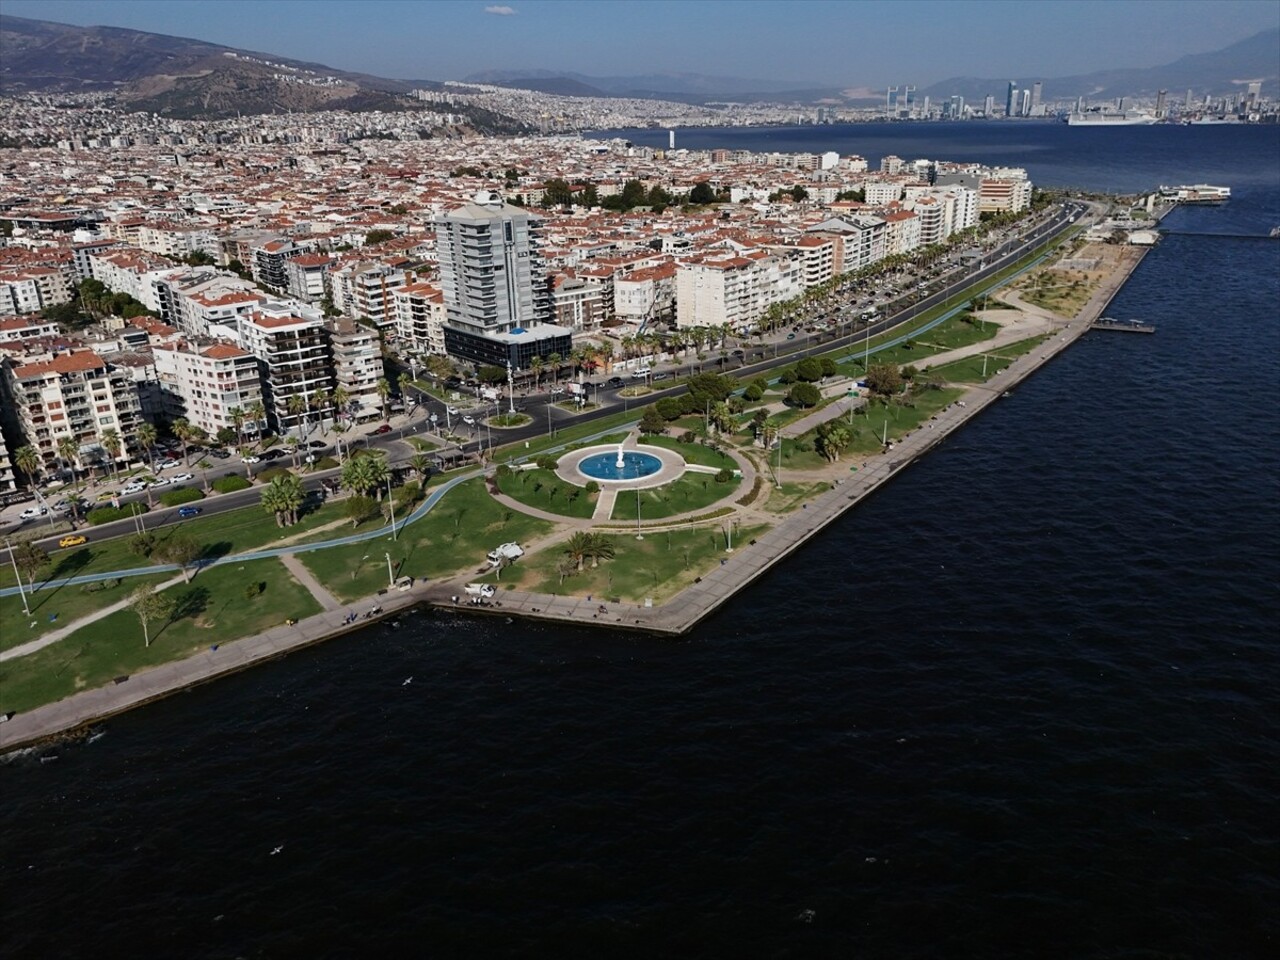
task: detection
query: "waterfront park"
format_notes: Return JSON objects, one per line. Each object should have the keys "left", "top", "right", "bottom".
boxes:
{"left": 0, "top": 225, "right": 1096, "bottom": 720}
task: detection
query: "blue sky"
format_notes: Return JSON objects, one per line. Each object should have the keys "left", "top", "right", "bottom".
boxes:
{"left": 4, "top": 0, "right": 1277, "bottom": 86}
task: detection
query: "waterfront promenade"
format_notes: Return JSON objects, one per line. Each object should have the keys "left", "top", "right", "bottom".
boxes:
{"left": 0, "top": 243, "right": 1148, "bottom": 753}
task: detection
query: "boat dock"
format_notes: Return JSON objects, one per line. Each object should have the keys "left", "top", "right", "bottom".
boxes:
{"left": 1091, "top": 317, "right": 1155, "bottom": 333}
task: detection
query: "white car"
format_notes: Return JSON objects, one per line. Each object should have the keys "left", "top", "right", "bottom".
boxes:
{"left": 242, "top": 455, "right": 261, "bottom": 464}
{"left": 122, "top": 482, "right": 147, "bottom": 494}
{"left": 462, "top": 415, "right": 476, "bottom": 425}
{"left": 446, "top": 405, "right": 459, "bottom": 417}
{"left": 19, "top": 506, "right": 46, "bottom": 519}
{"left": 170, "top": 473, "right": 194, "bottom": 483}
{"left": 157, "top": 459, "right": 180, "bottom": 470}
{"left": 149, "top": 477, "right": 171, "bottom": 488}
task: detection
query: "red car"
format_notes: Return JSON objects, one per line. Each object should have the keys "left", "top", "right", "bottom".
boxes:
{"left": 368, "top": 423, "right": 392, "bottom": 436}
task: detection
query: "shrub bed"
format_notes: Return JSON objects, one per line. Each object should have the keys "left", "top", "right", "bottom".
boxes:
{"left": 86, "top": 504, "right": 148, "bottom": 526}
{"left": 212, "top": 475, "right": 251, "bottom": 494}
{"left": 158, "top": 487, "right": 204, "bottom": 507}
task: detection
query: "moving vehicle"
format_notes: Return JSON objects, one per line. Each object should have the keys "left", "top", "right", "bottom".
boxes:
{"left": 308, "top": 440, "right": 327, "bottom": 449}
{"left": 465, "top": 582, "right": 496, "bottom": 599}
{"left": 368, "top": 424, "right": 392, "bottom": 436}
{"left": 122, "top": 481, "right": 148, "bottom": 494}
{"left": 631, "top": 367, "right": 651, "bottom": 379}
{"left": 58, "top": 534, "right": 88, "bottom": 548}
{"left": 177, "top": 506, "right": 202, "bottom": 518}
{"left": 606, "top": 377, "right": 624, "bottom": 388}
{"left": 242, "top": 454, "right": 262, "bottom": 464}
{"left": 20, "top": 506, "right": 47, "bottom": 519}
{"left": 487, "top": 542, "right": 524, "bottom": 566}
{"left": 170, "top": 473, "right": 194, "bottom": 483}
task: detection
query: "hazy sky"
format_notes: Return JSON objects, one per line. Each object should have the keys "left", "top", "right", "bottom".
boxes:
{"left": 5, "top": 0, "right": 1278, "bottom": 87}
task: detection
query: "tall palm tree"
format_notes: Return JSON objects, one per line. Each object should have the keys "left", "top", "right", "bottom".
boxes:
{"left": 56, "top": 435, "right": 79, "bottom": 478}
{"left": 311, "top": 388, "right": 331, "bottom": 433}
{"left": 14, "top": 444, "right": 41, "bottom": 491}
{"left": 546, "top": 352, "right": 562, "bottom": 383}
{"left": 101, "top": 429, "right": 123, "bottom": 477}
{"left": 261, "top": 473, "right": 305, "bottom": 527}
{"left": 227, "top": 407, "right": 246, "bottom": 450}
{"left": 530, "top": 355, "right": 543, "bottom": 390}
{"left": 408, "top": 454, "right": 431, "bottom": 482}
{"left": 171, "top": 417, "right": 193, "bottom": 465}
{"left": 286, "top": 393, "right": 307, "bottom": 435}
{"left": 286, "top": 435, "right": 302, "bottom": 468}
{"left": 563, "top": 531, "right": 592, "bottom": 572}
{"left": 375, "top": 377, "right": 391, "bottom": 420}
{"left": 247, "top": 400, "right": 267, "bottom": 440}
{"left": 136, "top": 422, "right": 158, "bottom": 471}
{"left": 331, "top": 386, "right": 350, "bottom": 427}
{"left": 586, "top": 533, "right": 616, "bottom": 569}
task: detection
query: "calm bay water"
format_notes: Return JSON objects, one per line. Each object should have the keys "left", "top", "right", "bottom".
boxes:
{"left": 3, "top": 124, "right": 1278, "bottom": 959}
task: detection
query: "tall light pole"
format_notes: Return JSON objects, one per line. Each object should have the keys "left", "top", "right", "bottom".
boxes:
{"left": 635, "top": 488, "right": 643, "bottom": 540}
{"left": 386, "top": 475, "right": 397, "bottom": 540}
{"left": 5, "top": 536, "right": 31, "bottom": 617}
{"left": 506, "top": 359, "right": 516, "bottom": 415}
{"left": 385, "top": 551, "right": 395, "bottom": 588}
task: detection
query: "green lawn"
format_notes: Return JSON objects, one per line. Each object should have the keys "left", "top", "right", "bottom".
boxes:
{"left": 300, "top": 478, "right": 554, "bottom": 602}
{"left": 762, "top": 481, "right": 833, "bottom": 513}
{"left": 497, "top": 467, "right": 598, "bottom": 518}
{"left": 496, "top": 413, "right": 638, "bottom": 461}
{"left": 492, "top": 523, "right": 771, "bottom": 604}
{"left": 847, "top": 388, "right": 965, "bottom": 454}
{"left": 928, "top": 335, "right": 1048, "bottom": 383}
{"left": 0, "top": 557, "right": 321, "bottom": 716}
{"left": 0, "top": 571, "right": 173, "bottom": 654}
{"left": 609, "top": 472, "right": 740, "bottom": 521}
{"left": 406, "top": 437, "right": 439, "bottom": 452}
{"left": 638, "top": 435, "right": 737, "bottom": 469}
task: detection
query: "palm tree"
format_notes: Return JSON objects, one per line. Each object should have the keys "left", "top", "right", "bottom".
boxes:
{"left": 247, "top": 400, "right": 267, "bottom": 440}
{"left": 586, "top": 532, "right": 615, "bottom": 569}
{"left": 136, "top": 422, "right": 158, "bottom": 472}
{"left": 331, "top": 386, "right": 350, "bottom": 427}
{"left": 56, "top": 435, "right": 79, "bottom": 479}
{"left": 286, "top": 435, "right": 302, "bottom": 468}
{"left": 408, "top": 453, "right": 431, "bottom": 482}
{"left": 261, "top": 473, "right": 305, "bottom": 527}
{"left": 563, "top": 531, "right": 592, "bottom": 572}
{"left": 101, "top": 429, "right": 123, "bottom": 477}
{"left": 172, "top": 417, "right": 194, "bottom": 465}
{"left": 285, "top": 393, "right": 306, "bottom": 435}
{"left": 311, "top": 388, "right": 331, "bottom": 433}
{"left": 530, "top": 355, "right": 543, "bottom": 390}
{"left": 375, "top": 377, "right": 391, "bottom": 420}
{"left": 227, "top": 407, "right": 246, "bottom": 450}
{"left": 546, "top": 352, "right": 562, "bottom": 383}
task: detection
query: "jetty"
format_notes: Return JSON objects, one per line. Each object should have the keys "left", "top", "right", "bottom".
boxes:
{"left": 1091, "top": 317, "right": 1155, "bottom": 333}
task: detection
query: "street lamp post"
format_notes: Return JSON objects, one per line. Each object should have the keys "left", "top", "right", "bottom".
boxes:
{"left": 506, "top": 360, "right": 516, "bottom": 415}
{"left": 635, "top": 488, "right": 643, "bottom": 540}
{"left": 5, "top": 536, "right": 31, "bottom": 617}
{"left": 385, "top": 551, "right": 395, "bottom": 588}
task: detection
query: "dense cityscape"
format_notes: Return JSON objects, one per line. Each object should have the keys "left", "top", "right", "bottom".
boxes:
{"left": 0, "top": 94, "right": 1050, "bottom": 495}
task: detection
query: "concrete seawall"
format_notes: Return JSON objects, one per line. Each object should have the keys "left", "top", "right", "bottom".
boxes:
{"left": 0, "top": 245, "right": 1149, "bottom": 753}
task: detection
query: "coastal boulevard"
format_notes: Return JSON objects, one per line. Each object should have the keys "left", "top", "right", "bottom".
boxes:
{"left": 0, "top": 202, "right": 1140, "bottom": 753}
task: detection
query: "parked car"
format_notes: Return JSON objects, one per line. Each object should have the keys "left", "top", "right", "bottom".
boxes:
{"left": 177, "top": 506, "right": 202, "bottom": 518}
{"left": 122, "top": 482, "right": 147, "bottom": 494}
{"left": 170, "top": 473, "right": 194, "bottom": 483}
{"left": 58, "top": 534, "right": 88, "bottom": 548}
{"left": 260, "top": 449, "right": 285, "bottom": 461}
{"left": 208, "top": 448, "right": 231, "bottom": 459}
{"left": 308, "top": 440, "right": 327, "bottom": 449}
{"left": 149, "top": 477, "right": 171, "bottom": 488}
{"left": 157, "top": 459, "right": 180, "bottom": 470}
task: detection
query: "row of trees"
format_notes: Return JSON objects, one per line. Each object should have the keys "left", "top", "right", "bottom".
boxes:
{"left": 532, "top": 178, "right": 727, "bottom": 213}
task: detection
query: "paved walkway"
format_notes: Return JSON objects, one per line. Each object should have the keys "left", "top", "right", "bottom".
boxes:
{"left": 279, "top": 553, "right": 343, "bottom": 612}
{"left": 0, "top": 572, "right": 187, "bottom": 663}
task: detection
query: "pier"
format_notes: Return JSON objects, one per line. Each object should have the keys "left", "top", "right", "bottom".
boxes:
{"left": 1091, "top": 317, "right": 1155, "bottom": 333}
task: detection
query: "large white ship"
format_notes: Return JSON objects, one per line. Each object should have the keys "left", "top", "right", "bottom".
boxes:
{"left": 1067, "top": 109, "right": 1159, "bottom": 126}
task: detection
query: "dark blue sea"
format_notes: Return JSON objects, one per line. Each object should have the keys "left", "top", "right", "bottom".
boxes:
{"left": 4, "top": 124, "right": 1279, "bottom": 959}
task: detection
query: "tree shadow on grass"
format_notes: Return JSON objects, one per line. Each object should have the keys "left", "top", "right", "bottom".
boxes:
{"left": 153, "top": 586, "right": 211, "bottom": 643}
{"left": 197, "top": 541, "right": 233, "bottom": 565}
{"left": 49, "top": 547, "right": 94, "bottom": 582}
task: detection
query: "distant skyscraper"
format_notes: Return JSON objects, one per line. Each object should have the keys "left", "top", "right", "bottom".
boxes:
{"left": 984, "top": 94, "right": 995, "bottom": 117}
{"left": 1155, "top": 90, "right": 1168, "bottom": 118}
{"left": 1020, "top": 89, "right": 1031, "bottom": 117}
{"left": 669, "top": 129, "right": 675, "bottom": 150}
{"left": 1006, "top": 81, "right": 1017, "bottom": 118}
{"left": 1247, "top": 81, "right": 1261, "bottom": 104}
{"left": 1031, "top": 82, "right": 1042, "bottom": 113}
{"left": 1186, "top": 88, "right": 1194, "bottom": 109}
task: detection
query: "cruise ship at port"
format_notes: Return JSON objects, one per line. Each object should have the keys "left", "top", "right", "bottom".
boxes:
{"left": 1067, "top": 109, "right": 1159, "bottom": 126}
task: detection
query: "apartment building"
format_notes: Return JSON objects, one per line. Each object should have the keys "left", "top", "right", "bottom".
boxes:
{"left": 328, "top": 317, "right": 383, "bottom": 420}
{"left": 137, "top": 222, "right": 220, "bottom": 261}
{"left": 979, "top": 177, "right": 1034, "bottom": 214}
{"left": 284, "top": 253, "right": 336, "bottom": 302}
{"left": 881, "top": 209, "right": 922, "bottom": 256}
{"left": 238, "top": 306, "right": 334, "bottom": 434}
{"left": 152, "top": 339, "right": 264, "bottom": 439}
{"left": 549, "top": 273, "right": 608, "bottom": 331}
{"left": 766, "top": 235, "right": 836, "bottom": 290}
{"left": 0, "top": 266, "right": 74, "bottom": 314}
{"left": 3, "top": 349, "right": 142, "bottom": 473}
{"left": 675, "top": 254, "right": 784, "bottom": 332}
{"left": 330, "top": 260, "right": 406, "bottom": 332}
{"left": 0, "top": 429, "right": 15, "bottom": 494}
{"left": 392, "top": 281, "right": 447, "bottom": 356}
{"left": 614, "top": 262, "right": 677, "bottom": 327}
{"left": 251, "top": 238, "right": 304, "bottom": 291}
